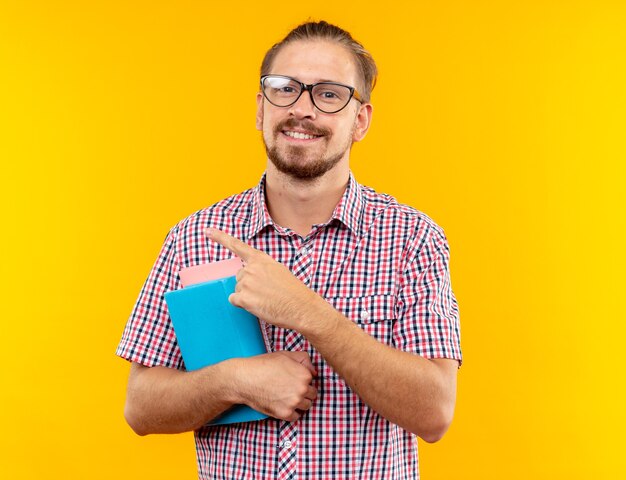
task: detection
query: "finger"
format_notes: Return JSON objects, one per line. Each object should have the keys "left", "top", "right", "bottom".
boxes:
{"left": 305, "top": 386, "right": 317, "bottom": 401}
{"left": 290, "top": 352, "right": 317, "bottom": 376}
{"left": 295, "top": 352, "right": 317, "bottom": 376}
{"left": 205, "top": 228, "right": 256, "bottom": 262}
{"left": 235, "top": 268, "right": 245, "bottom": 281}
{"left": 304, "top": 361, "right": 317, "bottom": 376}
{"left": 228, "top": 292, "right": 243, "bottom": 308}
{"left": 285, "top": 411, "right": 301, "bottom": 422}
{"left": 297, "top": 397, "right": 313, "bottom": 411}
{"left": 284, "top": 350, "right": 309, "bottom": 363}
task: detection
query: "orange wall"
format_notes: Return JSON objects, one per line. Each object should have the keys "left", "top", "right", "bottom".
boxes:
{"left": 1, "top": 1, "right": 624, "bottom": 478}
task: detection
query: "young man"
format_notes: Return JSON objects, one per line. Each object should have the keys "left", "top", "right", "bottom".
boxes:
{"left": 117, "top": 21, "right": 462, "bottom": 479}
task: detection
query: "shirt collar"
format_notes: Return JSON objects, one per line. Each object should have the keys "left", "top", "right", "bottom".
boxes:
{"left": 327, "top": 172, "right": 364, "bottom": 237}
{"left": 245, "top": 173, "right": 275, "bottom": 240}
{"left": 245, "top": 171, "right": 365, "bottom": 240}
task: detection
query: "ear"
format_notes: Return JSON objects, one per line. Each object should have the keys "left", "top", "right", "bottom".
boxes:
{"left": 256, "top": 92, "right": 264, "bottom": 131}
{"left": 352, "top": 103, "right": 373, "bottom": 142}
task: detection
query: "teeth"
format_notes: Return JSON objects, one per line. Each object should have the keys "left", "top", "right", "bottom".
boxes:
{"left": 285, "top": 131, "right": 319, "bottom": 140}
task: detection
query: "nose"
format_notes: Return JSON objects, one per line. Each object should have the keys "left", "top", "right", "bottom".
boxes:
{"left": 287, "top": 89, "right": 317, "bottom": 120}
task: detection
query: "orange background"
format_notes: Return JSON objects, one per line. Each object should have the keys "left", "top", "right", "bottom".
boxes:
{"left": 1, "top": 1, "right": 624, "bottom": 478}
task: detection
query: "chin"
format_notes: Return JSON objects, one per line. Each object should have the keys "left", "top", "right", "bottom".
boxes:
{"left": 268, "top": 152, "right": 344, "bottom": 180}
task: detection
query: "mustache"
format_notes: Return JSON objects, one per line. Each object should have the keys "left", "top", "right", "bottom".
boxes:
{"left": 274, "top": 118, "right": 330, "bottom": 137}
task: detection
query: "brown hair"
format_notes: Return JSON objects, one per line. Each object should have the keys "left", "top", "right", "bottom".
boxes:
{"left": 260, "top": 20, "right": 378, "bottom": 103}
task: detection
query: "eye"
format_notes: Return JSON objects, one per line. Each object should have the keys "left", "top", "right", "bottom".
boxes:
{"left": 314, "top": 85, "right": 348, "bottom": 103}
{"left": 265, "top": 77, "right": 300, "bottom": 97}
{"left": 277, "top": 86, "right": 297, "bottom": 94}
{"left": 320, "top": 90, "right": 339, "bottom": 99}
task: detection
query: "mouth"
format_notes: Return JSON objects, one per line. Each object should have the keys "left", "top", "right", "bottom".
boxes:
{"left": 281, "top": 129, "right": 324, "bottom": 141}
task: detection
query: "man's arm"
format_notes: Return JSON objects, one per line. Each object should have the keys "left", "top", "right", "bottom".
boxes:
{"left": 207, "top": 228, "right": 458, "bottom": 442}
{"left": 124, "top": 351, "right": 317, "bottom": 435}
{"left": 300, "top": 305, "right": 458, "bottom": 443}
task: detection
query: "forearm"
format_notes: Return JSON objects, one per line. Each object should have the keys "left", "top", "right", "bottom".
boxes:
{"left": 124, "top": 361, "right": 237, "bottom": 435}
{"left": 124, "top": 352, "right": 318, "bottom": 435}
{"left": 302, "top": 304, "right": 457, "bottom": 442}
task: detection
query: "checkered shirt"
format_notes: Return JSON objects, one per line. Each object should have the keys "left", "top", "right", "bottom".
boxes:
{"left": 116, "top": 172, "right": 462, "bottom": 479}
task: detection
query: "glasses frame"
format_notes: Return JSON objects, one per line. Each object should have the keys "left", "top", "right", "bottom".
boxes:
{"left": 260, "top": 74, "right": 363, "bottom": 114}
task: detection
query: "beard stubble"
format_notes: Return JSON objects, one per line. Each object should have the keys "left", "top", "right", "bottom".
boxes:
{"left": 264, "top": 118, "right": 355, "bottom": 180}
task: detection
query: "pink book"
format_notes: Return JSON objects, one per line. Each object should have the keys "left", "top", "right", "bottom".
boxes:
{"left": 179, "top": 257, "right": 244, "bottom": 287}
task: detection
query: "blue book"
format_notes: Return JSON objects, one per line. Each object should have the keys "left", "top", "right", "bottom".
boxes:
{"left": 164, "top": 276, "right": 268, "bottom": 425}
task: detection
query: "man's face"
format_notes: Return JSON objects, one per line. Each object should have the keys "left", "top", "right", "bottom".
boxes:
{"left": 256, "top": 40, "right": 371, "bottom": 180}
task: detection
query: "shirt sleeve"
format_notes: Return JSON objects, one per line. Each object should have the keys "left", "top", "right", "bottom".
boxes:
{"left": 115, "top": 226, "right": 185, "bottom": 369}
{"left": 394, "top": 223, "right": 462, "bottom": 365}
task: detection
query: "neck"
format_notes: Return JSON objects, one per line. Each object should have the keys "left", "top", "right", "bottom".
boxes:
{"left": 265, "top": 162, "right": 349, "bottom": 237}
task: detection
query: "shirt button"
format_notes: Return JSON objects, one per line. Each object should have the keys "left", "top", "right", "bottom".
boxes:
{"left": 283, "top": 440, "right": 293, "bottom": 448}
{"left": 360, "top": 310, "right": 370, "bottom": 321}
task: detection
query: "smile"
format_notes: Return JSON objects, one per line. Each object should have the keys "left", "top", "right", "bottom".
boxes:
{"left": 282, "top": 130, "right": 322, "bottom": 140}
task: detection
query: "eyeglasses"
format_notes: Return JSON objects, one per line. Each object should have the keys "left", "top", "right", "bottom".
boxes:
{"left": 260, "top": 75, "right": 362, "bottom": 114}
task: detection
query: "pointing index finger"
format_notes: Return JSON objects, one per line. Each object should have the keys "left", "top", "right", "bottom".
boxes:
{"left": 205, "top": 228, "right": 255, "bottom": 262}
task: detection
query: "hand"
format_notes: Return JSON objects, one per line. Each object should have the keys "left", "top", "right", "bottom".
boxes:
{"left": 206, "top": 228, "right": 327, "bottom": 331}
{"left": 231, "top": 351, "right": 318, "bottom": 422}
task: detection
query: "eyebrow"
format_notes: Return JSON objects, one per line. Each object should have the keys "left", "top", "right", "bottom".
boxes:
{"left": 301, "top": 77, "right": 351, "bottom": 86}
{"left": 273, "top": 75, "right": 347, "bottom": 85}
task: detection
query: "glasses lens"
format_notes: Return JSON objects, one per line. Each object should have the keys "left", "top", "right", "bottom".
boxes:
{"left": 311, "top": 83, "right": 352, "bottom": 113}
{"left": 263, "top": 76, "right": 302, "bottom": 107}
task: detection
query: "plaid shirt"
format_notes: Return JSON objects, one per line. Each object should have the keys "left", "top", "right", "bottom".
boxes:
{"left": 117, "top": 172, "right": 462, "bottom": 480}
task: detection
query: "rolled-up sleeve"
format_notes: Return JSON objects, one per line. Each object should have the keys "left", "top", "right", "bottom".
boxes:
{"left": 394, "top": 223, "right": 462, "bottom": 365}
{"left": 116, "top": 226, "right": 184, "bottom": 369}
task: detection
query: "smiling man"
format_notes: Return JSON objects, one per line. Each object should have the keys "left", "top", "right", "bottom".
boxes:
{"left": 117, "top": 21, "right": 462, "bottom": 480}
